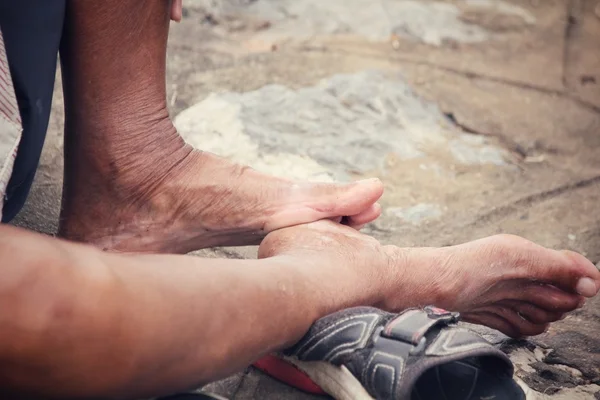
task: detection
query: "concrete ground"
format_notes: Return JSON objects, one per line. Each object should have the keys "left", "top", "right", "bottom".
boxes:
{"left": 10, "top": 0, "right": 600, "bottom": 398}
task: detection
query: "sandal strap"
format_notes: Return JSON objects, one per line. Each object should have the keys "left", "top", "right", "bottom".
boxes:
{"left": 382, "top": 307, "right": 460, "bottom": 347}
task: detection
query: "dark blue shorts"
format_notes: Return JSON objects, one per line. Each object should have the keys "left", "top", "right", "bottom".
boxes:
{"left": 0, "top": 0, "right": 66, "bottom": 222}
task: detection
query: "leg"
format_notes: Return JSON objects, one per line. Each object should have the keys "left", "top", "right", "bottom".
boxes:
{"left": 0, "top": 0, "right": 65, "bottom": 222}
{"left": 0, "top": 222, "right": 392, "bottom": 398}
{"left": 0, "top": 222, "right": 598, "bottom": 397}
{"left": 260, "top": 224, "right": 600, "bottom": 338}
{"left": 58, "top": 0, "right": 383, "bottom": 254}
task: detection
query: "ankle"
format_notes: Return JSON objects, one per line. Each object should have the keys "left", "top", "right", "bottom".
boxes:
{"left": 386, "top": 246, "right": 456, "bottom": 310}
{"left": 418, "top": 246, "right": 466, "bottom": 310}
{"left": 65, "top": 110, "right": 192, "bottom": 184}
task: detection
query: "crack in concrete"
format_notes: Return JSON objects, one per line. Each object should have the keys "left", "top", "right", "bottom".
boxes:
{"left": 443, "top": 111, "right": 527, "bottom": 160}
{"left": 300, "top": 45, "right": 600, "bottom": 116}
{"left": 170, "top": 40, "right": 600, "bottom": 116}
{"left": 464, "top": 174, "right": 600, "bottom": 228}
{"left": 561, "top": 0, "right": 580, "bottom": 88}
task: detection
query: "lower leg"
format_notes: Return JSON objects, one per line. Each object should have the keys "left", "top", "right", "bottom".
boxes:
{"left": 59, "top": 0, "right": 189, "bottom": 249}
{"left": 58, "top": 0, "right": 382, "bottom": 253}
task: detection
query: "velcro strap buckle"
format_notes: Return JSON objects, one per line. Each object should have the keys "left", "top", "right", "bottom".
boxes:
{"left": 381, "top": 306, "right": 460, "bottom": 347}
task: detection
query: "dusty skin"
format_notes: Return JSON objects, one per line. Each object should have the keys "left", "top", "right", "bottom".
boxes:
{"left": 60, "top": 148, "right": 384, "bottom": 253}
{"left": 56, "top": 0, "right": 383, "bottom": 253}
{"left": 258, "top": 221, "right": 600, "bottom": 338}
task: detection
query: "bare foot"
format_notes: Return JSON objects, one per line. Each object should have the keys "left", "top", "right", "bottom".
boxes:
{"left": 59, "top": 141, "right": 383, "bottom": 254}
{"left": 57, "top": 0, "right": 382, "bottom": 254}
{"left": 409, "top": 236, "right": 600, "bottom": 337}
{"left": 259, "top": 223, "right": 600, "bottom": 338}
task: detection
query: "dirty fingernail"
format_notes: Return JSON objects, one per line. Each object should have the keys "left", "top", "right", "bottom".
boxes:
{"left": 575, "top": 277, "right": 597, "bottom": 297}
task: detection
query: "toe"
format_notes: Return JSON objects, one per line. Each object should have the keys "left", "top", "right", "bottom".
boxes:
{"left": 267, "top": 179, "right": 384, "bottom": 232}
{"left": 513, "top": 283, "right": 583, "bottom": 312}
{"left": 464, "top": 310, "right": 548, "bottom": 338}
{"left": 344, "top": 203, "right": 382, "bottom": 229}
{"left": 499, "top": 300, "right": 564, "bottom": 324}
{"left": 301, "top": 179, "right": 384, "bottom": 216}
{"left": 488, "top": 306, "right": 549, "bottom": 336}
{"left": 463, "top": 312, "right": 518, "bottom": 337}
{"left": 481, "top": 235, "right": 600, "bottom": 298}
{"left": 525, "top": 248, "right": 599, "bottom": 297}
{"left": 562, "top": 250, "right": 600, "bottom": 297}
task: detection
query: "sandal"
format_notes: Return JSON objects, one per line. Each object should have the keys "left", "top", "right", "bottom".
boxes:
{"left": 254, "top": 306, "right": 525, "bottom": 400}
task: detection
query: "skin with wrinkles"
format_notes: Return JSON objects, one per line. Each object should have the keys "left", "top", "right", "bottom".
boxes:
{"left": 0, "top": 222, "right": 598, "bottom": 398}
{"left": 259, "top": 223, "right": 600, "bottom": 338}
{"left": 58, "top": 0, "right": 383, "bottom": 254}
{"left": 0, "top": 1, "right": 593, "bottom": 398}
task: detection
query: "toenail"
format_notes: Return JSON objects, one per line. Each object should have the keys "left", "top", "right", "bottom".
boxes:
{"left": 575, "top": 277, "right": 597, "bottom": 297}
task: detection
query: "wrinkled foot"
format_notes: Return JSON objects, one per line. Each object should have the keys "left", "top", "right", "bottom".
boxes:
{"left": 410, "top": 235, "right": 600, "bottom": 337}
{"left": 59, "top": 145, "right": 383, "bottom": 254}
{"left": 259, "top": 224, "right": 600, "bottom": 338}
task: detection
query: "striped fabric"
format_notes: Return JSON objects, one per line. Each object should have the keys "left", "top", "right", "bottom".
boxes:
{"left": 0, "top": 29, "right": 23, "bottom": 221}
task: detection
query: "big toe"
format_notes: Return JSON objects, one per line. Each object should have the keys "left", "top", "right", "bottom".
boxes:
{"left": 562, "top": 251, "right": 600, "bottom": 297}
{"left": 343, "top": 203, "right": 383, "bottom": 229}
{"left": 312, "top": 178, "right": 384, "bottom": 216}
{"left": 484, "top": 236, "right": 600, "bottom": 298}
{"left": 265, "top": 178, "right": 384, "bottom": 231}
{"left": 542, "top": 250, "right": 600, "bottom": 298}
